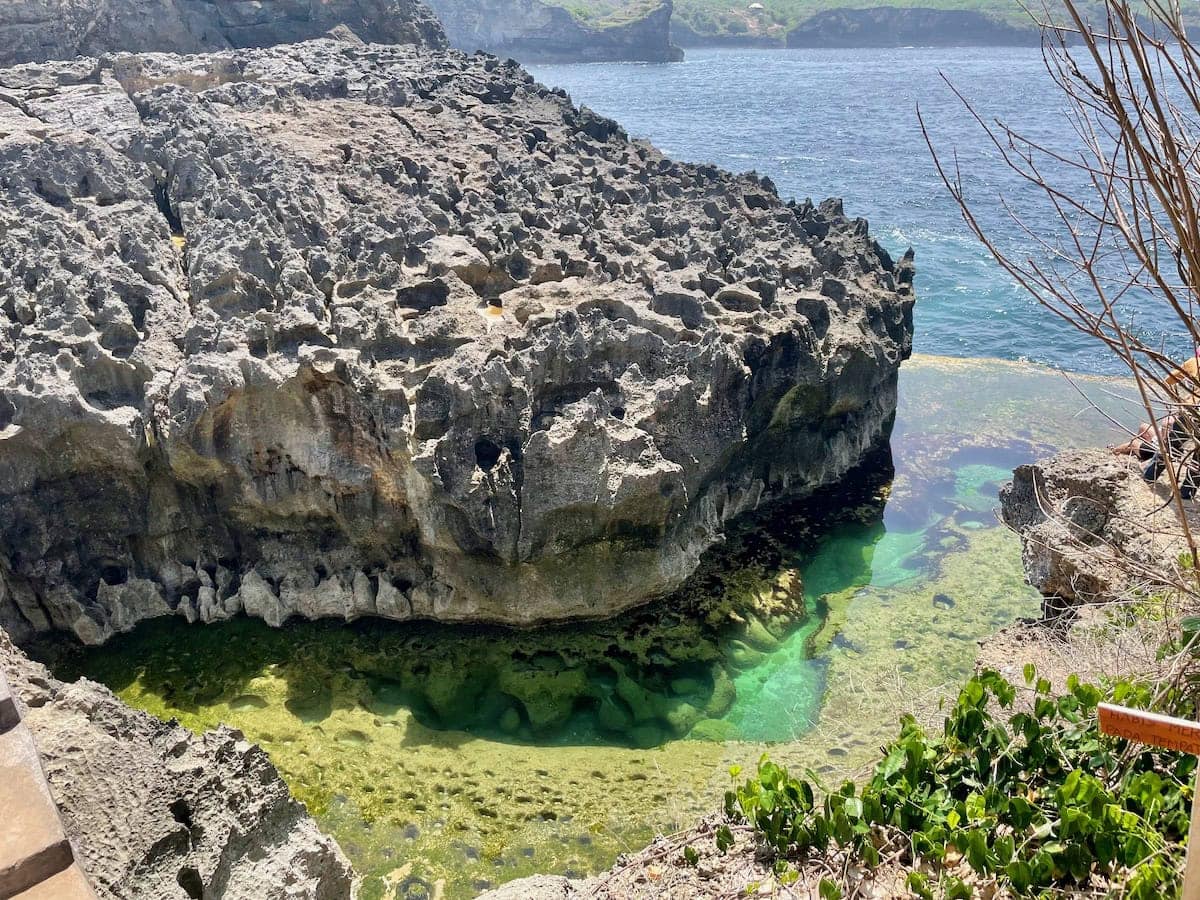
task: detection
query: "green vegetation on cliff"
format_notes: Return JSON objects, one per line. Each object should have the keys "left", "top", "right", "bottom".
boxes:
{"left": 546, "top": 0, "right": 1174, "bottom": 47}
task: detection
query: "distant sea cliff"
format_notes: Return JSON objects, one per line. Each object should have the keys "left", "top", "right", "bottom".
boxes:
{"left": 426, "top": 0, "right": 684, "bottom": 61}
{"left": 786, "top": 7, "right": 1041, "bottom": 47}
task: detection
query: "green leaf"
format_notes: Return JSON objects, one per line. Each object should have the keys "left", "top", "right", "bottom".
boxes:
{"left": 880, "top": 747, "right": 905, "bottom": 781}
{"left": 905, "top": 872, "right": 933, "bottom": 900}
{"left": 818, "top": 879, "right": 842, "bottom": 900}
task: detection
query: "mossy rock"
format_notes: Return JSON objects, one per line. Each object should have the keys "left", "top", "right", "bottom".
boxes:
{"left": 669, "top": 677, "right": 704, "bottom": 696}
{"left": 703, "top": 667, "right": 736, "bottom": 718}
{"left": 739, "top": 613, "right": 782, "bottom": 652}
{"left": 614, "top": 673, "right": 664, "bottom": 724}
{"left": 285, "top": 677, "right": 333, "bottom": 722}
{"left": 629, "top": 723, "right": 667, "bottom": 749}
{"left": 498, "top": 667, "right": 590, "bottom": 733}
{"left": 421, "top": 657, "right": 491, "bottom": 724}
{"left": 726, "top": 640, "right": 766, "bottom": 670}
{"left": 498, "top": 707, "right": 522, "bottom": 734}
{"left": 688, "top": 717, "right": 737, "bottom": 742}
{"left": 662, "top": 699, "right": 703, "bottom": 737}
{"left": 597, "top": 695, "right": 634, "bottom": 733}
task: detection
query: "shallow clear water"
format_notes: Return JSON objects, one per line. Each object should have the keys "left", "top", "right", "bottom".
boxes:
{"left": 44, "top": 45, "right": 1168, "bottom": 900}
{"left": 528, "top": 48, "right": 1189, "bottom": 374}
{"left": 55, "top": 356, "right": 1139, "bottom": 899}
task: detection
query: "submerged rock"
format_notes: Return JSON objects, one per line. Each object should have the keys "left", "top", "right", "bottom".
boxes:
{"left": 1000, "top": 448, "right": 1194, "bottom": 606}
{"left": 0, "top": 629, "right": 355, "bottom": 898}
{"left": 0, "top": 39, "right": 913, "bottom": 645}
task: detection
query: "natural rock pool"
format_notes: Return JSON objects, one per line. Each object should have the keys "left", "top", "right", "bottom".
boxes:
{"left": 40, "top": 356, "right": 1133, "bottom": 900}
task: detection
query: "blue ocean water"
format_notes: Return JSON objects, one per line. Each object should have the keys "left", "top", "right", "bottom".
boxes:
{"left": 529, "top": 47, "right": 1188, "bottom": 375}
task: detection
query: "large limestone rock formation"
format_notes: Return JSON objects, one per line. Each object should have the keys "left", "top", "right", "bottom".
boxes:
{"left": 1000, "top": 449, "right": 1196, "bottom": 605}
{"left": 0, "top": 629, "right": 354, "bottom": 898}
{"left": 0, "top": 0, "right": 446, "bottom": 66}
{"left": 0, "top": 39, "right": 914, "bottom": 646}
{"left": 425, "top": 0, "right": 682, "bottom": 63}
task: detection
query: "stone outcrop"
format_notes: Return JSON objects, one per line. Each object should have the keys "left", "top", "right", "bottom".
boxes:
{"left": 1000, "top": 449, "right": 1195, "bottom": 605}
{"left": 0, "top": 629, "right": 354, "bottom": 898}
{"left": 0, "top": 0, "right": 446, "bottom": 67}
{"left": 786, "top": 8, "right": 1041, "bottom": 48}
{"left": 0, "top": 39, "right": 913, "bottom": 646}
{"left": 425, "top": 0, "right": 682, "bottom": 62}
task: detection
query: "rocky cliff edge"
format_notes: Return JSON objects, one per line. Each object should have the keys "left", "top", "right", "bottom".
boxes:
{"left": 0, "top": 39, "right": 914, "bottom": 645}
{"left": 0, "top": 0, "right": 446, "bottom": 67}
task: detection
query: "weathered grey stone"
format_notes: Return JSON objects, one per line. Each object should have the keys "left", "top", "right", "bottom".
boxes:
{"left": 1000, "top": 448, "right": 1196, "bottom": 605}
{"left": 0, "top": 40, "right": 914, "bottom": 645}
{"left": 0, "top": 630, "right": 355, "bottom": 899}
{"left": 0, "top": 0, "right": 445, "bottom": 66}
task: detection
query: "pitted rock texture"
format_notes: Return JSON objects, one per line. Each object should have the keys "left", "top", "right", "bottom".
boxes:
{"left": 425, "top": 0, "right": 682, "bottom": 63}
{"left": 0, "top": 0, "right": 446, "bottom": 67}
{"left": 0, "top": 629, "right": 354, "bottom": 898}
{"left": 0, "top": 40, "right": 913, "bottom": 645}
{"left": 1000, "top": 449, "right": 1197, "bottom": 605}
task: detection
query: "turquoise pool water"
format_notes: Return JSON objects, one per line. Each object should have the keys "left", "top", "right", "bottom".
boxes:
{"left": 45, "top": 356, "right": 1137, "bottom": 898}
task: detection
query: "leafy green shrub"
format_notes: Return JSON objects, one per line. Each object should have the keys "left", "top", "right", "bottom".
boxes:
{"left": 725, "top": 668, "right": 1195, "bottom": 897}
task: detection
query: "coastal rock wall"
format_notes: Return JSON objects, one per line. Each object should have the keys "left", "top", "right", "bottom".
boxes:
{"left": 425, "top": 0, "right": 682, "bottom": 62}
{"left": 670, "top": 20, "right": 783, "bottom": 48}
{"left": 0, "top": 0, "right": 446, "bottom": 66}
{"left": 0, "top": 629, "right": 354, "bottom": 898}
{"left": 0, "top": 40, "right": 913, "bottom": 646}
{"left": 786, "top": 8, "right": 1040, "bottom": 48}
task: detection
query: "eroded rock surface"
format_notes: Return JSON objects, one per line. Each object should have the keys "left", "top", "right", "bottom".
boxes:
{"left": 1000, "top": 449, "right": 1196, "bottom": 605}
{"left": 0, "top": 0, "right": 445, "bottom": 67}
{"left": 0, "top": 629, "right": 354, "bottom": 898}
{"left": 426, "top": 0, "right": 682, "bottom": 63}
{"left": 0, "top": 40, "right": 913, "bottom": 645}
